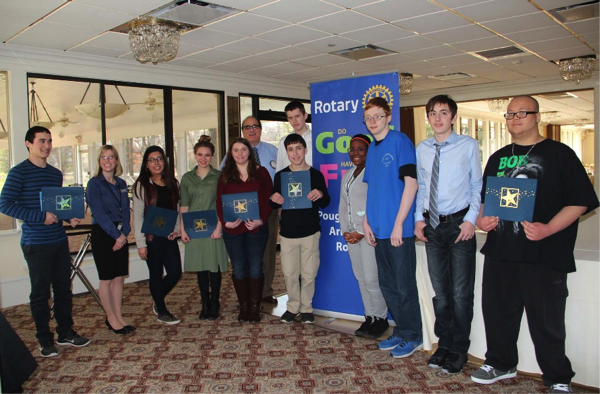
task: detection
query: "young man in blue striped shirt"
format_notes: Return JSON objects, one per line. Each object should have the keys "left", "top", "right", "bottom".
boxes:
{"left": 414, "top": 95, "right": 482, "bottom": 374}
{"left": 0, "top": 126, "right": 90, "bottom": 357}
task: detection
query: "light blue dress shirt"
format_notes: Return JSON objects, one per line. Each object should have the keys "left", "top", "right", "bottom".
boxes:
{"left": 415, "top": 131, "right": 483, "bottom": 226}
{"left": 220, "top": 141, "right": 278, "bottom": 181}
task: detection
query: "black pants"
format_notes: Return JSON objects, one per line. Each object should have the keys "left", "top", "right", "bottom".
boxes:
{"left": 21, "top": 240, "right": 74, "bottom": 343}
{"left": 482, "top": 256, "right": 575, "bottom": 386}
{"left": 145, "top": 236, "right": 182, "bottom": 315}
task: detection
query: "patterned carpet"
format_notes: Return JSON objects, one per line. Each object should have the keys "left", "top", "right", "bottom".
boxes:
{"left": 2, "top": 261, "right": 553, "bottom": 393}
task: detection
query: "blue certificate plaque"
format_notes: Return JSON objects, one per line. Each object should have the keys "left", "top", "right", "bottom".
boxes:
{"left": 182, "top": 210, "right": 218, "bottom": 239}
{"left": 221, "top": 191, "right": 259, "bottom": 222}
{"left": 483, "top": 176, "right": 537, "bottom": 222}
{"left": 141, "top": 205, "right": 178, "bottom": 237}
{"left": 281, "top": 170, "right": 312, "bottom": 210}
{"left": 40, "top": 186, "right": 85, "bottom": 220}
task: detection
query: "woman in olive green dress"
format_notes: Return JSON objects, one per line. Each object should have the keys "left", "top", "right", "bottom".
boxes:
{"left": 180, "top": 136, "right": 229, "bottom": 320}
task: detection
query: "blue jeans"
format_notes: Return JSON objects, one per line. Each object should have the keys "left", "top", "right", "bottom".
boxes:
{"left": 374, "top": 237, "right": 422, "bottom": 341}
{"left": 223, "top": 225, "right": 268, "bottom": 279}
{"left": 423, "top": 216, "right": 476, "bottom": 354}
{"left": 22, "top": 240, "right": 74, "bottom": 343}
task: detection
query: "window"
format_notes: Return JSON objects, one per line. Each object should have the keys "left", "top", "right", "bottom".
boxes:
{"left": 0, "top": 71, "right": 13, "bottom": 230}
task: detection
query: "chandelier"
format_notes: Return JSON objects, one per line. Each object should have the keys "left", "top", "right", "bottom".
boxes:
{"left": 129, "top": 16, "right": 180, "bottom": 65}
{"left": 487, "top": 98, "right": 509, "bottom": 113}
{"left": 29, "top": 81, "right": 55, "bottom": 129}
{"left": 573, "top": 119, "right": 590, "bottom": 127}
{"left": 75, "top": 83, "right": 130, "bottom": 119}
{"left": 399, "top": 73, "right": 413, "bottom": 95}
{"left": 540, "top": 111, "right": 558, "bottom": 122}
{"left": 558, "top": 56, "right": 598, "bottom": 85}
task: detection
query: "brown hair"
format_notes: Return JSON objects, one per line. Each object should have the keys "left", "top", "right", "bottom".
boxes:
{"left": 219, "top": 137, "right": 260, "bottom": 184}
{"left": 364, "top": 97, "right": 391, "bottom": 117}
{"left": 194, "top": 135, "right": 215, "bottom": 155}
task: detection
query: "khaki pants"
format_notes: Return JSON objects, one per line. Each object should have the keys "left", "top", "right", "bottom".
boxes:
{"left": 280, "top": 232, "right": 320, "bottom": 314}
{"left": 262, "top": 210, "right": 279, "bottom": 298}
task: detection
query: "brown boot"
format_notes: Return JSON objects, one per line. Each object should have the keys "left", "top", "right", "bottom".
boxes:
{"left": 248, "top": 276, "right": 264, "bottom": 323}
{"left": 232, "top": 277, "right": 249, "bottom": 322}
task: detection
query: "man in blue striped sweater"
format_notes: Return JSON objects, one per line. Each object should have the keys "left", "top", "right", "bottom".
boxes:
{"left": 0, "top": 126, "right": 90, "bottom": 357}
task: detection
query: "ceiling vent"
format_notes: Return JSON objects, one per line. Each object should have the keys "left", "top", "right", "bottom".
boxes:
{"left": 548, "top": 0, "right": 599, "bottom": 23}
{"left": 476, "top": 46, "right": 526, "bottom": 60}
{"left": 429, "top": 72, "right": 474, "bottom": 81}
{"left": 331, "top": 44, "right": 396, "bottom": 60}
{"left": 147, "top": 1, "right": 239, "bottom": 26}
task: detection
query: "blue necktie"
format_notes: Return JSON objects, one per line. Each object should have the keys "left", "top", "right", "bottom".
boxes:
{"left": 253, "top": 147, "right": 261, "bottom": 165}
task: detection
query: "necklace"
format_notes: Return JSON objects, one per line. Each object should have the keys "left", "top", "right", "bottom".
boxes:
{"left": 512, "top": 136, "right": 543, "bottom": 163}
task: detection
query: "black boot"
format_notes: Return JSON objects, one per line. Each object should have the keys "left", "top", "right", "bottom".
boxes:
{"left": 198, "top": 291, "right": 211, "bottom": 320}
{"left": 208, "top": 292, "right": 220, "bottom": 321}
{"left": 248, "top": 276, "right": 264, "bottom": 323}
{"left": 232, "top": 277, "right": 249, "bottom": 322}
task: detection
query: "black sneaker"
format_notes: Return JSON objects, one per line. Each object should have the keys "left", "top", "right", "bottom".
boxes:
{"left": 280, "top": 310, "right": 299, "bottom": 324}
{"left": 428, "top": 347, "right": 450, "bottom": 368}
{"left": 152, "top": 303, "right": 159, "bottom": 316}
{"left": 158, "top": 312, "right": 181, "bottom": 325}
{"left": 354, "top": 316, "right": 373, "bottom": 336}
{"left": 442, "top": 352, "right": 468, "bottom": 374}
{"left": 366, "top": 317, "right": 389, "bottom": 339}
{"left": 300, "top": 313, "right": 315, "bottom": 324}
{"left": 40, "top": 341, "right": 59, "bottom": 357}
{"left": 56, "top": 331, "right": 91, "bottom": 347}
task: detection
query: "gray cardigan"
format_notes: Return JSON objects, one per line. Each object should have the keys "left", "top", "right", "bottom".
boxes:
{"left": 338, "top": 166, "right": 368, "bottom": 235}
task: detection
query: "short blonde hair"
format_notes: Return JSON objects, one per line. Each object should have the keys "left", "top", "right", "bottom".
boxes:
{"left": 95, "top": 145, "right": 123, "bottom": 177}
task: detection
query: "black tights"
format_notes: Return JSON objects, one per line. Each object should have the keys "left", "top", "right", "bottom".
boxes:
{"left": 196, "top": 269, "right": 222, "bottom": 299}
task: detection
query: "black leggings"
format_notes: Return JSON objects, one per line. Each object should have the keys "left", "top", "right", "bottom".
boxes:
{"left": 196, "top": 269, "right": 222, "bottom": 299}
{"left": 145, "top": 236, "right": 182, "bottom": 315}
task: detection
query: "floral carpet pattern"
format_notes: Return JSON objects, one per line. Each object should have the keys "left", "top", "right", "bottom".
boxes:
{"left": 2, "top": 265, "right": 552, "bottom": 393}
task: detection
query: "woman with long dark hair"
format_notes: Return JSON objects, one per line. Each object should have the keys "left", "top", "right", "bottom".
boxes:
{"left": 86, "top": 145, "right": 134, "bottom": 334}
{"left": 133, "top": 146, "right": 182, "bottom": 325}
{"left": 180, "top": 136, "right": 228, "bottom": 321}
{"left": 216, "top": 137, "right": 272, "bottom": 323}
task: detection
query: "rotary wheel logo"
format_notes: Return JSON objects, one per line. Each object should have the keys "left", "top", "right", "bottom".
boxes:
{"left": 362, "top": 85, "right": 394, "bottom": 108}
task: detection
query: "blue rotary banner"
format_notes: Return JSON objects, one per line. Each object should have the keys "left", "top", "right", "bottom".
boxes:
{"left": 311, "top": 72, "right": 400, "bottom": 316}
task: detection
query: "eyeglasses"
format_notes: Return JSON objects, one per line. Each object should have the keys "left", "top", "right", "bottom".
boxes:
{"left": 147, "top": 157, "right": 164, "bottom": 163}
{"left": 242, "top": 124, "right": 261, "bottom": 131}
{"left": 363, "top": 114, "right": 387, "bottom": 123}
{"left": 100, "top": 155, "right": 116, "bottom": 161}
{"left": 504, "top": 111, "right": 538, "bottom": 120}
{"left": 347, "top": 147, "right": 367, "bottom": 153}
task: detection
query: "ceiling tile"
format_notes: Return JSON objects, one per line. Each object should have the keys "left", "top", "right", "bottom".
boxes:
{"left": 185, "top": 48, "right": 247, "bottom": 63}
{"left": 506, "top": 61, "right": 559, "bottom": 77}
{"left": 205, "top": 13, "right": 288, "bottom": 36}
{"left": 397, "top": 60, "right": 450, "bottom": 74}
{"left": 455, "top": 0, "right": 539, "bottom": 23}
{"left": 1, "top": 0, "right": 65, "bottom": 18}
{"left": 201, "top": 0, "right": 277, "bottom": 11}
{"left": 325, "top": 0, "right": 382, "bottom": 7}
{"left": 9, "top": 35, "right": 78, "bottom": 51}
{"left": 355, "top": 1, "right": 444, "bottom": 23}
{"left": 534, "top": 0, "right": 593, "bottom": 9}
{"left": 403, "top": 45, "right": 463, "bottom": 61}
{"left": 295, "top": 54, "right": 352, "bottom": 67}
{"left": 0, "top": 15, "right": 38, "bottom": 42}
{"left": 359, "top": 53, "right": 418, "bottom": 66}
{"left": 251, "top": 0, "right": 343, "bottom": 23}
{"left": 428, "top": 53, "right": 486, "bottom": 67}
{"left": 378, "top": 35, "right": 439, "bottom": 53}
{"left": 566, "top": 18, "right": 600, "bottom": 34}
{"left": 69, "top": 45, "right": 129, "bottom": 57}
{"left": 217, "top": 37, "right": 287, "bottom": 55}
{"left": 454, "top": 61, "right": 502, "bottom": 73}
{"left": 341, "top": 23, "right": 415, "bottom": 44}
{"left": 301, "top": 10, "right": 381, "bottom": 35}
{"left": 320, "top": 60, "right": 377, "bottom": 74}
{"left": 167, "top": 58, "right": 217, "bottom": 68}
{"left": 181, "top": 28, "right": 245, "bottom": 48}
{"left": 46, "top": 2, "right": 133, "bottom": 31}
{"left": 10, "top": 21, "right": 104, "bottom": 49}
{"left": 221, "top": 55, "right": 279, "bottom": 69}
{"left": 523, "top": 36, "right": 589, "bottom": 53}
{"left": 175, "top": 42, "right": 211, "bottom": 57}
{"left": 73, "top": 0, "right": 170, "bottom": 14}
{"left": 393, "top": 11, "right": 471, "bottom": 34}
{"left": 444, "top": 76, "right": 496, "bottom": 86}
{"left": 579, "top": 32, "right": 599, "bottom": 45}
{"left": 538, "top": 46, "right": 597, "bottom": 61}
{"left": 473, "top": 67, "right": 533, "bottom": 81}
{"left": 452, "top": 36, "right": 514, "bottom": 52}
{"left": 424, "top": 25, "right": 494, "bottom": 44}
{"left": 433, "top": 0, "right": 493, "bottom": 7}
{"left": 491, "top": 54, "right": 549, "bottom": 67}
{"left": 505, "top": 26, "right": 573, "bottom": 44}
{"left": 248, "top": 62, "right": 316, "bottom": 75}
{"left": 78, "top": 32, "right": 130, "bottom": 50}
{"left": 255, "top": 25, "right": 329, "bottom": 46}
{"left": 296, "top": 35, "right": 364, "bottom": 53}
{"left": 259, "top": 46, "right": 322, "bottom": 62}
{"left": 482, "top": 12, "right": 557, "bottom": 34}
{"left": 204, "top": 63, "right": 247, "bottom": 73}
{"left": 417, "top": 66, "right": 460, "bottom": 77}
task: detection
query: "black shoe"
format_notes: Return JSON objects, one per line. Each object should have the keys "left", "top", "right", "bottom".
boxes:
{"left": 280, "top": 310, "right": 299, "bottom": 324}
{"left": 123, "top": 325, "right": 136, "bottom": 332}
{"left": 442, "top": 352, "right": 468, "bottom": 374}
{"left": 105, "top": 319, "right": 131, "bottom": 335}
{"left": 198, "top": 298, "right": 211, "bottom": 321}
{"left": 157, "top": 312, "right": 181, "bottom": 325}
{"left": 354, "top": 316, "right": 373, "bottom": 337}
{"left": 40, "top": 340, "right": 58, "bottom": 357}
{"left": 300, "top": 313, "right": 315, "bottom": 324}
{"left": 57, "top": 330, "right": 91, "bottom": 347}
{"left": 366, "top": 317, "right": 389, "bottom": 339}
{"left": 428, "top": 347, "right": 450, "bottom": 368}
{"left": 208, "top": 299, "right": 220, "bottom": 321}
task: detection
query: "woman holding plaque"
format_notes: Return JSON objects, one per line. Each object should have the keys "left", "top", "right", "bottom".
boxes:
{"left": 133, "top": 146, "right": 182, "bottom": 325}
{"left": 216, "top": 137, "right": 273, "bottom": 323}
{"left": 338, "top": 135, "right": 389, "bottom": 339}
{"left": 180, "top": 136, "right": 228, "bottom": 321}
{"left": 86, "top": 145, "right": 134, "bottom": 334}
